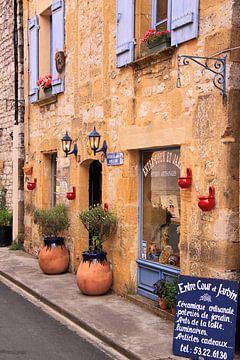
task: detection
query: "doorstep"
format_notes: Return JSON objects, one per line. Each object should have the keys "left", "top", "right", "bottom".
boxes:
{"left": 126, "top": 293, "right": 175, "bottom": 321}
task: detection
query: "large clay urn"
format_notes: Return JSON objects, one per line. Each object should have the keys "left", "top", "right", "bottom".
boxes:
{"left": 38, "top": 237, "right": 69, "bottom": 275}
{"left": 76, "top": 251, "right": 112, "bottom": 295}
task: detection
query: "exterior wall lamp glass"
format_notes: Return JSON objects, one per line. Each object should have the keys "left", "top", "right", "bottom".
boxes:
{"left": 61, "top": 131, "right": 78, "bottom": 157}
{"left": 88, "top": 126, "right": 107, "bottom": 156}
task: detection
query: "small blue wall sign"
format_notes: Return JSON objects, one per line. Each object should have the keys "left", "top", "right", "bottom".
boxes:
{"left": 173, "top": 275, "right": 239, "bottom": 360}
{"left": 106, "top": 152, "right": 124, "bottom": 166}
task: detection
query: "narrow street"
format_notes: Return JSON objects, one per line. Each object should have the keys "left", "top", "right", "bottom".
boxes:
{"left": 0, "top": 282, "right": 114, "bottom": 360}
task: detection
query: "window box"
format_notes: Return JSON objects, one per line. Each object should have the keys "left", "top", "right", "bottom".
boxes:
{"left": 147, "top": 35, "right": 171, "bottom": 54}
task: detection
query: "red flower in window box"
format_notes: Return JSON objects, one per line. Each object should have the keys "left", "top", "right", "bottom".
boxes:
{"left": 141, "top": 29, "right": 170, "bottom": 47}
{"left": 36, "top": 74, "right": 52, "bottom": 91}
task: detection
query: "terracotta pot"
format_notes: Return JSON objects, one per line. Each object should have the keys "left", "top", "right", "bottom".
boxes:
{"left": 159, "top": 297, "right": 167, "bottom": 310}
{"left": 76, "top": 252, "right": 112, "bottom": 295}
{"left": 171, "top": 307, "right": 176, "bottom": 315}
{"left": 38, "top": 238, "right": 69, "bottom": 275}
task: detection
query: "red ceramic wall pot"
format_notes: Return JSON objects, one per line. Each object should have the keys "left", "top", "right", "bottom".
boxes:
{"left": 27, "top": 178, "right": 37, "bottom": 190}
{"left": 66, "top": 186, "right": 76, "bottom": 200}
{"left": 198, "top": 186, "right": 215, "bottom": 211}
{"left": 178, "top": 168, "right": 192, "bottom": 188}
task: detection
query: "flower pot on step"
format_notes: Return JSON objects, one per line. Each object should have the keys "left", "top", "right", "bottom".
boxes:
{"left": 159, "top": 297, "right": 167, "bottom": 310}
{"left": 38, "top": 237, "right": 69, "bottom": 275}
{"left": 76, "top": 251, "right": 112, "bottom": 295}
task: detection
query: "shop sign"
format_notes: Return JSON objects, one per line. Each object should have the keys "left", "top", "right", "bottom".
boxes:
{"left": 173, "top": 275, "right": 239, "bottom": 360}
{"left": 106, "top": 152, "right": 124, "bottom": 166}
{"left": 143, "top": 150, "right": 180, "bottom": 177}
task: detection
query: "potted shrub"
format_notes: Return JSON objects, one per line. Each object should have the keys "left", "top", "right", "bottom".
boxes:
{"left": 153, "top": 279, "right": 167, "bottom": 310}
{"left": 163, "top": 279, "right": 178, "bottom": 314}
{"left": 33, "top": 204, "right": 70, "bottom": 275}
{"left": 0, "top": 187, "right": 12, "bottom": 247}
{"left": 77, "top": 203, "right": 118, "bottom": 295}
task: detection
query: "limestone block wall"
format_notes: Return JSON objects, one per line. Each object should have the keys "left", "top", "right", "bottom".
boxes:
{"left": 23, "top": 0, "right": 240, "bottom": 294}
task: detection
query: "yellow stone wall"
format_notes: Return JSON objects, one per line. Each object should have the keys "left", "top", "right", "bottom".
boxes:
{"left": 23, "top": 0, "right": 240, "bottom": 294}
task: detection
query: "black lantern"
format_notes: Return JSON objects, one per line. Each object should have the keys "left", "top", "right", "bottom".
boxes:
{"left": 61, "top": 131, "right": 78, "bottom": 157}
{"left": 88, "top": 126, "right": 107, "bottom": 156}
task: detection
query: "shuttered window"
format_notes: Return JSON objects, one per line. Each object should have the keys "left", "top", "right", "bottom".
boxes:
{"left": 28, "top": 1, "right": 65, "bottom": 103}
{"left": 152, "top": 0, "right": 199, "bottom": 46}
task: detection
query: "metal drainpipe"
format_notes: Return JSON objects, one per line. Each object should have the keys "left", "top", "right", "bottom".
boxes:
{"left": 12, "top": 0, "right": 24, "bottom": 243}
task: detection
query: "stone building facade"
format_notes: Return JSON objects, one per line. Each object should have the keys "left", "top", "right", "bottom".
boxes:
{"left": 0, "top": 0, "right": 24, "bottom": 241}
{"left": 23, "top": 0, "right": 239, "bottom": 298}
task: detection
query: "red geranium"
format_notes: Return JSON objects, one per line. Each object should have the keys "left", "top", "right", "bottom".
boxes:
{"left": 37, "top": 74, "right": 52, "bottom": 90}
{"left": 141, "top": 29, "right": 170, "bottom": 46}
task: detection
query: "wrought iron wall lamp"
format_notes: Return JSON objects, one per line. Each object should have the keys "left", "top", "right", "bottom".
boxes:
{"left": 61, "top": 131, "right": 78, "bottom": 157}
{"left": 88, "top": 127, "right": 107, "bottom": 156}
{"left": 176, "top": 54, "right": 227, "bottom": 97}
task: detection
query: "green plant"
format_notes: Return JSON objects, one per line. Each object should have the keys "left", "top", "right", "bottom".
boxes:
{"left": 79, "top": 203, "right": 117, "bottom": 252}
{"left": 163, "top": 279, "right": 178, "bottom": 309}
{"left": 33, "top": 204, "right": 70, "bottom": 237}
{"left": 0, "top": 186, "right": 7, "bottom": 209}
{"left": 0, "top": 207, "right": 12, "bottom": 226}
{"left": 153, "top": 279, "right": 166, "bottom": 298}
{"left": 9, "top": 241, "right": 23, "bottom": 251}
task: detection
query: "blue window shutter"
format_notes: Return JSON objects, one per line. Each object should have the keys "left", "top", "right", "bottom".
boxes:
{"left": 51, "top": 0, "right": 64, "bottom": 94}
{"left": 28, "top": 16, "right": 39, "bottom": 103}
{"left": 116, "top": 0, "right": 135, "bottom": 68}
{"left": 151, "top": 0, "right": 157, "bottom": 28}
{"left": 170, "top": 0, "right": 199, "bottom": 46}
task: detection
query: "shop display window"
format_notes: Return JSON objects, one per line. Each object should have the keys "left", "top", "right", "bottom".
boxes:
{"left": 141, "top": 148, "right": 180, "bottom": 268}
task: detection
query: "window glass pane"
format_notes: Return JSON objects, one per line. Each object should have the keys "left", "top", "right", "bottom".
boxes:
{"left": 156, "top": 21, "right": 167, "bottom": 31}
{"left": 156, "top": 0, "right": 168, "bottom": 25}
{"left": 141, "top": 149, "right": 180, "bottom": 268}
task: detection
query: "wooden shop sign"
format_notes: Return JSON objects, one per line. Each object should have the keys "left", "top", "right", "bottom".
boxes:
{"left": 173, "top": 275, "right": 239, "bottom": 360}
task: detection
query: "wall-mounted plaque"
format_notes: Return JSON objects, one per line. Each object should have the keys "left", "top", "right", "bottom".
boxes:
{"left": 106, "top": 152, "right": 124, "bottom": 166}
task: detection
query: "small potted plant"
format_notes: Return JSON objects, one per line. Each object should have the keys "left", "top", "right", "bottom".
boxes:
{"left": 0, "top": 187, "right": 12, "bottom": 247}
{"left": 36, "top": 74, "right": 52, "bottom": 95}
{"left": 163, "top": 279, "right": 178, "bottom": 314}
{"left": 153, "top": 279, "right": 167, "bottom": 310}
{"left": 33, "top": 204, "right": 70, "bottom": 274}
{"left": 77, "top": 203, "right": 118, "bottom": 295}
{"left": 141, "top": 29, "right": 171, "bottom": 52}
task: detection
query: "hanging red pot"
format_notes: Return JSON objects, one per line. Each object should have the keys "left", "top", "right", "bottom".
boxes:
{"left": 178, "top": 168, "right": 192, "bottom": 188}
{"left": 198, "top": 186, "right": 215, "bottom": 211}
{"left": 66, "top": 186, "right": 76, "bottom": 200}
{"left": 27, "top": 178, "right": 37, "bottom": 190}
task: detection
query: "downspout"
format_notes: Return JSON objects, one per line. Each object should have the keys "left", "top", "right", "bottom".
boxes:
{"left": 13, "top": 0, "right": 24, "bottom": 242}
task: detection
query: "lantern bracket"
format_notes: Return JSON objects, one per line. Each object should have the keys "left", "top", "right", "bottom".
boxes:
{"left": 176, "top": 54, "right": 227, "bottom": 97}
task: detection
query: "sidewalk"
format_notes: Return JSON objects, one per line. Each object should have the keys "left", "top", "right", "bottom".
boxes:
{"left": 0, "top": 247, "right": 182, "bottom": 360}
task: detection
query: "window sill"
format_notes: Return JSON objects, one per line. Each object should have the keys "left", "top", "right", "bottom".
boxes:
{"left": 36, "top": 94, "right": 57, "bottom": 107}
{"left": 130, "top": 46, "right": 175, "bottom": 70}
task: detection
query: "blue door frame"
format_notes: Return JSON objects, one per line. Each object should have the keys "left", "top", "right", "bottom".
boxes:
{"left": 137, "top": 149, "right": 180, "bottom": 300}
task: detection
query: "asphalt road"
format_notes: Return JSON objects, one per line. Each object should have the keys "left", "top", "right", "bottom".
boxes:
{"left": 0, "top": 281, "right": 113, "bottom": 360}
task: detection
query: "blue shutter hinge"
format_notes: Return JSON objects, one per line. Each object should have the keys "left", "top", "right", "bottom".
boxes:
{"left": 117, "top": 13, "right": 121, "bottom": 24}
{"left": 176, "top": 54, "right": 227, "bottom": 98}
